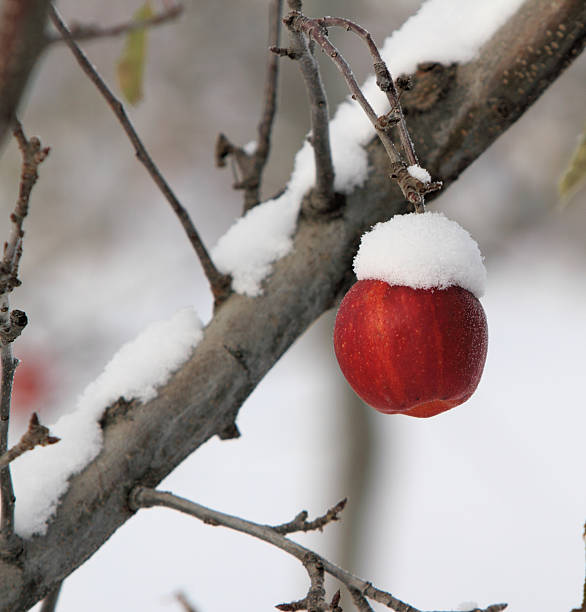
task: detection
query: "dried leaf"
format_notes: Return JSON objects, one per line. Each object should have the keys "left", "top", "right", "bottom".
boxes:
{"left": 558, "top": 125, "right": 586, "bottom": 205}
{"left": 116, "top": 2, "right": 154, "bottom": 105}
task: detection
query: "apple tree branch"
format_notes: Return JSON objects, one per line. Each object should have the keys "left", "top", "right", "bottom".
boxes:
{"left": 130, "top": 487, "right": 506, "bottom": 612}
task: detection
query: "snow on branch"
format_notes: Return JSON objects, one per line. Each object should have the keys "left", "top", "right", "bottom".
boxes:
{"left": 212, "top": 0, "right": 525, "bottom": 297}
{"left": 12, "top": 308, "right": 203, "bottom": 537}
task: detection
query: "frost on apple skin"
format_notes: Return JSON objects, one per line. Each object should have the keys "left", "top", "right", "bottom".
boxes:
{"left": 333, "top": 280, "right": 488, "bottom": 418}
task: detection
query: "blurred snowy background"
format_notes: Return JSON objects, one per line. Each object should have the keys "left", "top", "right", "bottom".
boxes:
{"left": 0, "top": 0, "right": 584, "bottom": 610}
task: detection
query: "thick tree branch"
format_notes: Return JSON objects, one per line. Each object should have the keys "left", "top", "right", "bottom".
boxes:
{"left": 0, "top": 1, "right": 583, "bottom": 609}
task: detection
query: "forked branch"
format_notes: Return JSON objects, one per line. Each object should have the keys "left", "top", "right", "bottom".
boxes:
{"left": 283, "top": 10, "right": 443, "bottom": 212}
{"left": 130, "top": 487, "right": 507, "bottom": 612}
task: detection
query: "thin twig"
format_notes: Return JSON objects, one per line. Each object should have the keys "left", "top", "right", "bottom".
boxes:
{"left": 40, "top": 581, "right": 63, "bottom": 612}
{"left": 273, "top": 498, "right": 346, "bottom": 534}
{"left": 249, "top": 0, "right": 283, "bottom": 210}
{"left": 348, "top": 588, "right": 375, "bottom": 612}
{"left": 282, "top": 4, "right": 335, "bottom": 214}
{"left": 318, "top": 17, "right": 417, "bottom": 167}
{"left": 1, "top": 120, "right": 50, "bottom": 296}
{"left": 130, "top": 487, "right": 507, "bottom": 612}
{"left": 283, "top": 11, "right": 442, "bottom": 212}
{"left": 45, "top": 3, "right": 183, "bottom": 45}
{"left": 0, "top": 120, "right": 48, "bottom": 551}
{"left": 215, "top": 0, "right": 283, "bottom": 212}
{"left": 175, "top": 591, "right": 199, "bottom": 612}
{"left": 48, "top": 4, "right": 232, "bottom": 307}
{"left": 0, "top": 344, "right": 17, "bottom": 538}
{"left": 0, "top": 413, "right": 59, "bottom": 470}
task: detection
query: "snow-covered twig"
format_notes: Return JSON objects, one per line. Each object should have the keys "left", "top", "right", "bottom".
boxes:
{"left": 130, "top": 487, "right": 507, "bottom": 612}
{"left": 44, "top": 2, "right": 183, "bottom": 45}
{"left": 48, "top": 4, "right": 232, "bottom": 308}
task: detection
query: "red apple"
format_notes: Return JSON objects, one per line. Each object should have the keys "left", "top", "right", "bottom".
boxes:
{"left": 333, "top": 279, "right": 488, "bottom": 417}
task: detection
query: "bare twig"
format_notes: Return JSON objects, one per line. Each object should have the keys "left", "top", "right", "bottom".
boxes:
{"left": 40, "top": 581, "right": 63, "bottom": 612}
{"left": 45, "top": 3, "right": 183, "bottom": 45}
{"left": 175, "top": 591, "right": 199, "bottom": 612}
{"left": 278, "top": 554, "right": 330, "bottom": 612}
{"left": 1, "top": 120, "right": 50, "bottom": 296}
{"left": 348, "top": 588, "right": 374, "bottom": 612}
{"left": 48, "top": 4, "right": 232, "bottom": 308}
{"left": 304, "top": 554, "right": 327, "bottom": 612}
{"left": 319, "top": 17, "right": 417, "bottom": 167}
{"left": 281, "top": 4, "right": 335, "bottom": 214}
{"left": 0, "top": 413, "right": 59, "bottom": 470}
{"left": 130, "top": 487, "right": 507, "bottom": 612}
{"left": 215, "top": 0, "right": 283, "bottom": 212}
{"left": 0, "top": 120, "right": 48, "bottom": 551}
{"left": 273, "top": 498, "right": 347, "bottom": 534}
{"left": 249, "top": 0, "right": 283, "bottom": 209}
{"left": 283, "top": 11, "right": 442, "bottom": 212}
{"left": 276, "top": 598, "right": 311, "bottom": 612}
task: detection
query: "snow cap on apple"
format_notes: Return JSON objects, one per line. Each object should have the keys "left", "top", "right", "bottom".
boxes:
{"left": 334, "top": 211, "right": 488, "bottom": 418}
